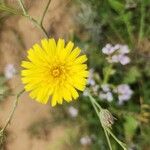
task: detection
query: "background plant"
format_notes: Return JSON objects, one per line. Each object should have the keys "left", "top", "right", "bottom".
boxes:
{"left": 0, "top": 0, "right": 150, "bottom": 150}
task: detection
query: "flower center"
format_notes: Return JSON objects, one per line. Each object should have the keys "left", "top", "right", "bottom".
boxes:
{"left": 52, "top": 68, "right": 61, "bottom": 77}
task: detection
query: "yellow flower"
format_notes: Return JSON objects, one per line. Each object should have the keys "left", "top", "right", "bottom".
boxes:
{"left": 21, "top": 38, "right": 88, "bottom": 106}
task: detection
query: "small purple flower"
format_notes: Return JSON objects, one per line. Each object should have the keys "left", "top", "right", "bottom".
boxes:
{"left": 102, "top": 44, "right": 117, "bottom": 55}
{"left": 118, "top": 45, "right": 130, "bottom": 54}
{"left": 115, "top": 84, "right": 133, "bottom": 105}
{"left": 99, "top": 91, "right": 113, "bottom": 102}
{"left": 101, "top": 84, "right": 110, "bottom": 92}
{"left": 116, "top": 84, "right": 133, "bottom": 95}
{"left": 106, "top": 92, "right": 113, "bottom": 102}
{"left": 99, "top": 84, "right": 113, "bottom": 102}
{"left": 108, "top": 55, "right": 120, "bottom": 63}
{"left": 102, "top": 44, "right": 131, "bottom": 65}
{"left": 118, "top": 55, "right": 130, "bottom": 65}
{"left": 87, "top": 69, "right": 95, "bottom": 86}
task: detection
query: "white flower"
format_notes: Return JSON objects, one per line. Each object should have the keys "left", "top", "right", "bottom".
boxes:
{"left": 102, "top": 44, "right": 117, "bottom": 55}
{"left": 102, "top": 44, "right": 131, "bottom": 65}
{"left": 108, "top": 55, "right": 120, "bottom": 63}
{"left": 4, "top": 64, "right": 16, "bottom": 79}
{"left": 88, "top": 79, "right": 95, "bottom": 86}
{"left": 99, "top": 91, "right": 113, "bottom": 102}
{"left": 107, "top": 53, "right": 130, "bottom": 65}
{"left": 115, "top": 84, "right": 133, "bottom": 104}
{"left": 99, "top": 84, "right": 113, "bottom": 102}
{"left": 106, "top": 92, "right": 113, "bottom": 102}
{"left": 116, "top": 84, "right": 133, "bottom": 95}
{"left": 118, "top": 94, "right": 131, "bottom": 102}
{"left": 118, "top": 54, "right": 130, "bottom": 65}
{"left": 80, "top": 136, "right": 92, "bottom": 146}
{"left": 118, "top": 45, "right": 130, "bottom": 54}
{"left": 101, "top": 84, "right": 110, "bottom": 92}
{"left": 68, "top": 106, "right": 78, "bottom": 118}
{"left": 99, "top": 92, "right": 107, "bottom": 100}
{"left": 87, "top": 69, "right": 95, "bottom": 86}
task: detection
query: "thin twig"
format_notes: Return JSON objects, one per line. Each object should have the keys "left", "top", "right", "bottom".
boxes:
{"left": 1, "top": 89, "right": 25, "bottom": 132}
{"left": 25, "top": 15, "right": 49, "bottom": 38}
{"left": 138, "top": 0, "right": 145, "bottom": 44}
{"left": 17, "top": 0, "right": 27, "bottom": 15}
{"left": 88, "top": 93, "right": 114, "bottom": 150}
{"left": 17, "top": 0, "right": 49, "bottom": 38}
{"left": 104, "top": 128, "right": 113, "bottom": 150}
{"left": 88, "top": 93, "right": 127, "bottom": 150}
{"left": 103, "top": 64, "right": 113, "bottom": 84}
{"left": 107, "top": 129, "right": 127, "bottom": 150}
{"left": 40, "top": 0, "right": 51, "bottom": 25}
{"left": 88, "top": 92, "right": 102, "bottom": 110}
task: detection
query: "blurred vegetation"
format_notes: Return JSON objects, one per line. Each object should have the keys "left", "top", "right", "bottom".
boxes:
{"left": 0, "top": 75, "right": 9, "bottom": 102}
{"left": 0, "top": 0, "right": 21, "bottom": 30}
{"left": 70, "top": 0, "right": 150, "bottom": 149}
{"left": 0, "top": 0, "right": 150, "bottom": 149}
{"left": 0, "top": 128, "right": 7, "bottom": 150}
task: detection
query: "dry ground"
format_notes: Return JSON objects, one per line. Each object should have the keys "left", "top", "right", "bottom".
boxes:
{"left": 0, "top": 0, "right": 77, "bottom": 149}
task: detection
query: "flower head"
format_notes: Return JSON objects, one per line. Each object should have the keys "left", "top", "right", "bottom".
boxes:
{"left": 114, "top": 84, "right": 133, "bottom": 105}
{"left": 68, "top": 106, "right": 78, "bottom": 118}
{"left": 99, "top": 109, "right": 114, "bottom": 128}
{"left": 21, "top": 38, "right": 88, "bottom": 106}
{"left": 87, "top": 68, "right": 95, "bottom": 86}
{"left": 99, "top": 84, "right": 113, "bottom": 102}
{"left": 99, "top": 91, "right": 113, "bottom": 102}
{"left": 102, "top": 44, "right": 131, "bottom": 65}
{"left": 80, "top": 136, "right": 92, "bottom": 146}
{"left": 4, "top": 64, "right": 16, "bottom": 79}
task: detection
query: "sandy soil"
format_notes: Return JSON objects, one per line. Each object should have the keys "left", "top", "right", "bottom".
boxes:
{"left": 0, "top": 0, "right": 76, "bottom": 149}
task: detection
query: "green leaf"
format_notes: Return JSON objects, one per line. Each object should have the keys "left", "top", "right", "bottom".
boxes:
{"left": 108, "top": 0, "right": 124, "bottom": 14}
{"left": 124, "top": 115, "right": 138, "bottom": 143}
{"left": 123, "top": 66, "right": 141, "bottom": 84}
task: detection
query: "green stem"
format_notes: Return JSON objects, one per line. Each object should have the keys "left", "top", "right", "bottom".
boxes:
{"left": 138, "top": 0, "right": 145, "bottom": 44}
{"left": 0, "top": 89, "right": 25, "bottom": 132}
{"left": 124, "top": 20, "right": 133, "bottom": 46}
{"left": 104, "top": 128, "right": 113, "bottom": 150}
{"left": 121, "top": 11, "right": 133, "bottom": 46}
{"left": 25, "top": 14, "right": 49, "bottom": 38}
{"left": 40, "top": 0, "right": 51, "bottom": 25}
{"left": 88, "top": 92, "right": 102, "bottom": 110}
{"left": 107, "top": 129, "right": 127, "bottom": 150}
{"left": 17, "top": 0, "right": 27, "bottom": 15}
{"left": 88, "top": 93, "right": 127, "bottom": 150}
{"left": 103, "top": 64, "right": 113, "bottom": 84}
{"left": 17, "top": 0, "right": 49, "bottom": 38}
{"left": 88, "top": 93, "right": 113, "bottom": 150}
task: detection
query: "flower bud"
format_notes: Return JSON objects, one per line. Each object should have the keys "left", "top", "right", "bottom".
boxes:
{"left": 99, "top": 109, "right": 114, "bottom": 128}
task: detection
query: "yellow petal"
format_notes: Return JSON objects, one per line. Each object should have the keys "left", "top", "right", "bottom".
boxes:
{"left": 56, "top": 38, "right": 65, "bottom": 53}
{"left": 67, "top": 47, "right": 81, "bottom": 61}
{"left": 74, "top": 55, "right": 88, "bottom": 64}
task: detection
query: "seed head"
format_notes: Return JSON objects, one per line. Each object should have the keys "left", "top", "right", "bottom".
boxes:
{"left": 99, "top": 109, "right": 114, "bottom": 128}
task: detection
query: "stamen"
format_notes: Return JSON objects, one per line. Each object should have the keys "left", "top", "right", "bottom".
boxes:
{"left": 52, "top": 68, "right": 61, "bottom": 77}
